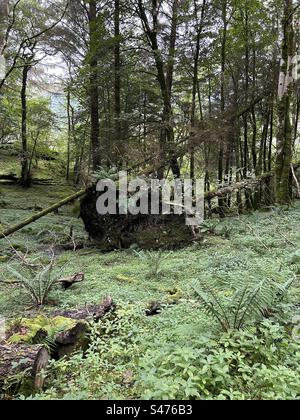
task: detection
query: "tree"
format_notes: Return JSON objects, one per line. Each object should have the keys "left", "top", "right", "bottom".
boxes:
{"left": 136, "top": 0, "right": 181, "bottom": 178}
{"left": 275, "top": 0, "right": 298, "bottom": 204}
{"left": 88, "top": 0, "right": 101, "bottom": 170}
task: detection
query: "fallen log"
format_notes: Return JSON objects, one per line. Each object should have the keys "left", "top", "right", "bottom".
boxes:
{"left": 0, "top": 189, "right": 86, "bottom": 239}
{"left": 5, "top": 297, "right": 115, "bottom": 362}
{"left": 0, "top": 174, "right": 18, "bottom": 182}
{"left": 0, "top": 344, "right": 49, "bottom": 393}
{"left": 52, "top": 295, "right": 115, "bottom": 322}
{"left": 204, "top": 172, "right": 273, "bottom": 201}
{"left": 0, "top": 174, "right": 55, "bottom": 185}
{"left": 54, "top": 321, "right": 89, "bottom": 359}
{"left": 0, "top": 162, "right": 299, "bottom": 242}
{"left": 57, "top": 273, "right": 84, "bottom": 289}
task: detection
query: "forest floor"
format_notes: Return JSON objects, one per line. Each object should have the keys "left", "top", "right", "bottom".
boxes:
{"left": 1, "top": 181, "right": 300, "bottom": 400}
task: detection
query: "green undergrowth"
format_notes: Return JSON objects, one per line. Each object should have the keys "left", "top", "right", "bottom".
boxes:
{"left": 1, "top": 184, "right": 300, "bottom": 399}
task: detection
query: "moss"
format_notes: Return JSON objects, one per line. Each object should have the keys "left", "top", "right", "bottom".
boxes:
{"left": 166, "top": 287, "right": 183, "bottom": 304}
{"left": 115, "top": 274, "right": 136, "bottom": 284}
{"left": 8, "top": 316, "right": 77, "bottom": 344}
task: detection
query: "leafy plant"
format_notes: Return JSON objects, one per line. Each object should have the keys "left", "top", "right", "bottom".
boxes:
{"left": 192, "top": 277, "right": 294, "bottom": 332}
{"left": 137, "top": 321, "right": 300, "bottom": 400}
{"left": 134, "top": 250, "right": 170, "bottom": 278}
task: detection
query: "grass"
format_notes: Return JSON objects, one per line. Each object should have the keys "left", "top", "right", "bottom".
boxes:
{"left": 0, "top": 182, "right": 300, "bottom": 399}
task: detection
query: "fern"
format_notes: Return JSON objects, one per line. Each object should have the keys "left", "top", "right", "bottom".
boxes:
{"left": 192, "top": 277, "right": 294, "bottom": 332}
{"left": 6, "top": 261, "right": 60, "bottom": 307}
{"left": 134, "top": 250, "right": 170, "bottom": 278}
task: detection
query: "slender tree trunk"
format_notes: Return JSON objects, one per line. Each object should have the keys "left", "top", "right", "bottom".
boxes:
{"left": 66, "top": 87, "right": 71, "bottom": 180}
{"left": 88, "top": 0, "right": 101, "bottom": 170}
{"left": 190, "top": 0, "right": 206, "bottom": 180}
{"left": 275, "top": 0, "right": 296, "bottom": 204}
{"left": 0, "top": 0, "right": 9, "bottom": 56}
{"left": 20, "top": 64, "right": 31, "bottom": 187}
{"left": 114, "top": 0, "right": 122, "bottom": 167}
{"left": 137, "top": 0, "right": 179, "bottom": 178}
{"left": 218, "top": 0, "right": 228, "bottom": 216}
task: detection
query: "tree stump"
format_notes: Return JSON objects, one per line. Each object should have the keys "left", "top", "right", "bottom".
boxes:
{"left": 0, "top": 344, "right": 49, "bottom": 393}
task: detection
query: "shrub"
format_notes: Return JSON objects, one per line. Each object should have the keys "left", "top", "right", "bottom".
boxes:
{"left": 137, "top": 320, "right": 300, "bottom": 400}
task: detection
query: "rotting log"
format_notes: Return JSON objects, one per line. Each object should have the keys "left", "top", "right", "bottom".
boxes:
{"left": 52, "top": 295, "right": 115, "bottom": 322}
{"left": 54, "top": 321, "right": 89, "bottom": 359}
{"left": 57, "top": 273, "right": 84, "bottom": 290}
{"left": 51, "top": 296, "right": 115, "bottom": 357}
{"left": 0, "top": 344, "right": 49, "bottom": 393}
{"left": 0, "top": 174, "right": 55, "bottom": 185}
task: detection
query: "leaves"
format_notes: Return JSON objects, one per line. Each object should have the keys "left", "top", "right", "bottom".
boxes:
{"left": 192, "top": 276, "right": 294, "bottom": 332}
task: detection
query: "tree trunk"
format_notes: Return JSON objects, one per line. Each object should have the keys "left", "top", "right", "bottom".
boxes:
{"left": 20, "top": 64, "right": 31, "bottom": 188}
{"left": 218, "top": 0, "right": 228, "bottom": 216}
{"left": 0, "top": 344, "right": 49, "bottom": 393}
{"left": 88, "top": 0, "right": 101, "bottom": 170}
{"left": 114, "top": 0, "right": 122, "bottom": 167}
{"left": 275, "top": 0, "right": 296, "bottom": 204}
{"left": 137, "top": 0, "right": 180, "bottom": 178}
{"left": 190, "top": 0, "right": 206, "bottom": 180}
{"left": 0, "top": 0, "right": 9, "bottom": 56}
{"left": 66, "top": 87, "right": 71, "bottom": 180}
{"left": 0, "top": 189, "right": 86, "bottom": 239}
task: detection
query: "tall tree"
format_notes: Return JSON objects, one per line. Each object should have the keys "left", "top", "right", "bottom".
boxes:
{"left": 137, "top": 0, "right": 180, "bottom": 178}
{"left": 275, "top": 0, "right": 297, "bottom": 204}
{"left": 114, "top": 0, "right": 122, "bottom": 166}
{"left": 88, "top": 0, "right": 101, "bottom": 169}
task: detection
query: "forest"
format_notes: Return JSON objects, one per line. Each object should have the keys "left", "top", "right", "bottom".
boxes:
{"left": 0, "top": 0, "right": 300, "bottom": 402}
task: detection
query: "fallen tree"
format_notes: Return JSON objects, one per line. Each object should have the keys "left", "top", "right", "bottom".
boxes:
{"left": 0, "top": 189, "right": 86, "bottom": 239}
{"left": 0, "top": 174, "right": 55, "bottom": 185}
{"left": 0, "top": 163, "right": 299, "bottom": 242}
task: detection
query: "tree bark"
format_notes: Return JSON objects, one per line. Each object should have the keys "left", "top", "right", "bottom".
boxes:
{"left": 0, "top": 344, "right": 49, "bottom": 393}
{"left": 88, "top": 0, "right": 101, "bottom": 170}
{"left": 114, "top": 0, "right": 122, "bottom": 167}
{"left": 0, "top": 0, "right": 9, "bottom": 56}
{"left": 20, "top": 64, "right": 31, "bottom": 187}
{"left": 275, "top": 0, "right": 296, "bottom": 204}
